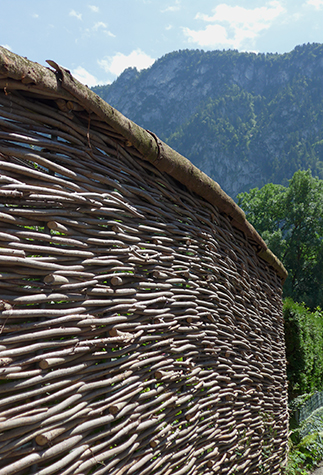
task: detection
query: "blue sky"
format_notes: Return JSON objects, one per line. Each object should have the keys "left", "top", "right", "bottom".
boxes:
{"left": 1, "top": 0, "right": 323, "bottom": 87}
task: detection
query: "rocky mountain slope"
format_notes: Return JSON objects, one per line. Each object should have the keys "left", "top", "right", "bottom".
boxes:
{"left": 92, "top": 43, "right": 323, "bottom": 198}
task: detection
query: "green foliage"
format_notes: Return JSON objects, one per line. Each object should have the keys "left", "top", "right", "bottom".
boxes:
{"left": 285, "top": 446, "right": 308, "bottom": 475}
{"left": 167, "top": 84, "right": 258, "bottom": 165}
{"left": 287, "top": 407, "right": 323, "bottom": 474}
{"left": 237, "top": 170, "right": 323, "bottom": 308}
{"left": 283, "top": 299, "right": 323, "bottom": 398}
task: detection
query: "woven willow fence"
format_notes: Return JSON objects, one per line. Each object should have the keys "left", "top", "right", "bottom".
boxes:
{"left": 0, "top": 47, "right": 289, "bottom": 475}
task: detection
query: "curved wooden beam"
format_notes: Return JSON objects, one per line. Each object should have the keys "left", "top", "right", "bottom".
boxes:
{"left": 0, "top": 46, "right": 288, "bottom": 281}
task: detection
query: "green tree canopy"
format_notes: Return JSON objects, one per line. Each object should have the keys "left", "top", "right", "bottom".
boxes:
{"left": 237, "top": 170, "right": 323, "bottom": 308}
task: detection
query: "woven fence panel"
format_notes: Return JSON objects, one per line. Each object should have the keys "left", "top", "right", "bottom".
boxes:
{"left": 0, "top": 89, "right": 288, "bottom": 475}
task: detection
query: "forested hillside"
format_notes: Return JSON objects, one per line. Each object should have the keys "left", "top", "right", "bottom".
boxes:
{"left": 92, "top": 43, "right": 323, "bottom": 198}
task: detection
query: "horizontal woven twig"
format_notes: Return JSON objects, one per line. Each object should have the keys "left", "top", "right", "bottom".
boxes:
{"left": 0, "top": 47, "right": 288, "bottom": 475}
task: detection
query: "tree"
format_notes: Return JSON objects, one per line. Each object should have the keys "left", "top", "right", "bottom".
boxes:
{"left": 237, "top": 170, "right": 323, "bottom": 308}
{"left": 283, "top": 299, "right": 323, "bottom": 398}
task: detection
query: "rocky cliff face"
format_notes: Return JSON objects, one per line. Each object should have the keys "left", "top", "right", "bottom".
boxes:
{"left": 93, "top": 44, "right": 323, "bottom": 198}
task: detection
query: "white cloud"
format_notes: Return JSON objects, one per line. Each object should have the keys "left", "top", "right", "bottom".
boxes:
{"left": 307, "top": 0, "right": 323, "bottom": 8}
{"left": 88, "top": 5, "right": 99, "bottom": 12}
{"left": 93, "top": 21, "right": 107, "bottom": 30}
{"left": 69, "top": 9, "right": 82, "bottom": 21}
{"left": 72, "top": 66, "right": 98, "bottom": 87}
{"left": 32, "top": 13, "right": 39, "bottom": 19}
{"left": 105, "top": 31, "right": 116, "bottom": 37}
{"left": 83, "top": 22, "right": 115, "bottom": 38}
{"left": 291, "top": 12, "right": 302, "bottom": 21}
{"left": 161, "top": 1, "right": 181, "bottom": 13}
{"left": 98, "top": 49, "right": 155, "bottom": 77}
{"left": 183, "top": 24, "right": 230, "bottom": 47}
{"left": 196, "top": 1, "right": 284, "bottom": 25}
{"left": 92, "top": 22, "right": 115, "bottom": 36}
{"left": 184, "top": 1, "right": 285, "bottom": 49}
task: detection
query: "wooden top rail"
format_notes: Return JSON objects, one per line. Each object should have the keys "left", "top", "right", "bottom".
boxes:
{"left": 0, "top": 46, "right": 287, "bottom": 282}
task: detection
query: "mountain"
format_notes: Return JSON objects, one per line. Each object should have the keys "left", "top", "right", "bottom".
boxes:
{"left": 92, "top": 43, "right": 323, "bottom": 199}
